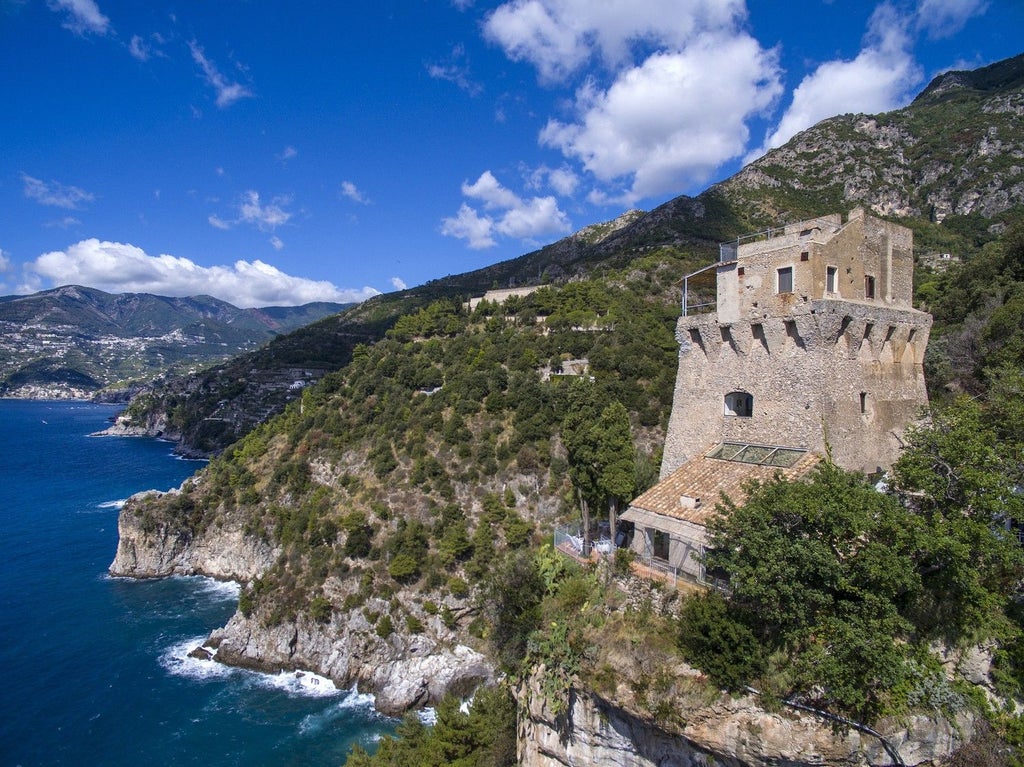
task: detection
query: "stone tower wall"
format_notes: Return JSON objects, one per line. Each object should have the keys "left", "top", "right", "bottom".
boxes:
{"left": 662, "top": 210, "right": 931, "bottom": 478}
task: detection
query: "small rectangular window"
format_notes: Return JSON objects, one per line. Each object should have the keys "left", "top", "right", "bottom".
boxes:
{"left": 737, "top": 266, "right": 745, "bottom": 276}
{"left": 826, "top": 265, "right": 837, "bottom": 293}
{"left": 865, "top": 275, "right": 876, "bottom": 299}
{"left": 778, "top": 266, "right": 793, "bottom": 294}
{"left": 651, "top": 529, "right": 670, "bottom": 560}
{"left": 800, "top": 251, "right": 809, "bottom": 262}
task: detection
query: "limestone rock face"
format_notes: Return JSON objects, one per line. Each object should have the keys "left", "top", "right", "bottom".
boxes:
{"left": 208, "top": 612, "right": 492, "bottom": 715}
{"left": 109, "top": 490, "right": 275, "bottom": 581}
{"left": 518, "top": 673, "right": 974, "bottom": 767}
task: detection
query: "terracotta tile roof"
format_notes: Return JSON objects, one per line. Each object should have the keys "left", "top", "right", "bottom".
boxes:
{"left": 629, "top": 445, "right": 821, "bottom": 526}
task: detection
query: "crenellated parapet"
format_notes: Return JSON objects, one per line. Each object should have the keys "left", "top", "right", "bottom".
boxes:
{"left": 677, "top": 300, "right": 931, "bottom": 366}
{"left": 662, "top": 209, "right": 932, "bottom": 478}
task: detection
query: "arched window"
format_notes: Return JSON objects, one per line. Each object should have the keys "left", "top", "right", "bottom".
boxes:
{"left": 724, "top": 391, "right": 753, "bottom": 417}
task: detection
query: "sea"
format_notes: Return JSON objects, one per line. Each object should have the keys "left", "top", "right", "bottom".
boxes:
{"left": 0, "top": 400, "right": 392, "bottom": 767}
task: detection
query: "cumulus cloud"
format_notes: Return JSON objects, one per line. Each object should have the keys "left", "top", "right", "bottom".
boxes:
{"left": 463, "top": 170, "right": 522, "bottom": 209}
{"left": 749, "top": 4, "right": 921, "bottom": 161}
{"left": 391, "top": 276, "right": 408, "bottom": 291}
{"left": 211, "top": 191, "right": 292, "bottom": 231}
{"left": 482, "top": 0, "right": 781, "bottom": 203}
{"left": 270, "top": 236, "right": 284, "bottom": 250}
{"left": 441, "top": 171, "right": 571, "bottom": 249}
{"left": 484, "top": 0, "right": 746, "bottom": 82}
{"left": 526, "top": 164, "right": 580, "bottom": 197}
{"left": 188, "top": 41, "right": 254, "bottom": 108}
{"left": 541, "top": 33, "right": 781, "bottom": 203}
{"left": 48, "top": 0, "right": 110, "bottom": 36}
{"left": 915, "top": 0, "right": 987, "bottom": 39}
{"left": 441, "top": 204, "right": 497, "bottom": 249}
{"left": 341, "top": 181, "right": 370, "bottom": 205}
{"left": 238, "top": 191, "right": 291, "bottom": 229}
{"left": 25, "top": 239, "right": 380, "bottom": 308}
{"left": 22, "top": 174, "right": 95, "bottom": 210}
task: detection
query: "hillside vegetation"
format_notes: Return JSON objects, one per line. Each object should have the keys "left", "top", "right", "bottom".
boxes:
{"left": 117, "top": 54, "right": 1024, "bottom": 765}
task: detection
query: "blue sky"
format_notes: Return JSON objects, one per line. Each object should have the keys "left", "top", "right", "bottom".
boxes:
{"left": 1, "top": 0, "right": 1021, "bottom": 307}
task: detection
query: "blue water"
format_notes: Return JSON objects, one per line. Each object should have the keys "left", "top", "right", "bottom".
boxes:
{"left": 0, "top": 401, "right": 390, "bottom": 766}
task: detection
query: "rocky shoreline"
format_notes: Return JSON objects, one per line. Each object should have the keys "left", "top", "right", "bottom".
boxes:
{"left": 109, "top": 488, "right": 494, "bottom": 715}
{"left": 109, "top": 487, "right": 983, "bottom": 764}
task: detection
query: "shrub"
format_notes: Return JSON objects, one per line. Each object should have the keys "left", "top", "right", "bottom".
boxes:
{"left": 309, "top": 594, "right": 332, "bottom": 624}
{"left": 376, "top": 614, "right": 395, "bottom": 638}
{"left": 678, "top": 591, "right": 765, "bottom": 690}
{"left": 388, "top": 553, "right": 421, "bottom": 583}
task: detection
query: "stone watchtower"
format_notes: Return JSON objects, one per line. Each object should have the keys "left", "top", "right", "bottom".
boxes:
{"left": 661, "top": 208, "right": 932, "bottom": 478}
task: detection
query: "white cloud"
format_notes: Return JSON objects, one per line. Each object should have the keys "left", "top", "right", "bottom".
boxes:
{"left": 750, "top": 4, "right": 921, "bottom": 160}
{"left": 494, "top": 196, "right": 568, "bottom": 239}
{"left": 270, "top": 236, "right": 284, "bottom": 250}
{"left": 528, "top": 164, "right": 580, "bottom": 196}
{"left": 188, "top": 41, "right": 254, "bottom": 108}
{"left": 441, "top": 171, "right": 571, "bottom": 249}
{"left": 22, "top": 174, "right": 95, "bottom": 209}
{"left": 541, "top": 34, "right": 781, "bottom": 203}
{"left": 341, "top": 181, "right": 370, "bottom": 205}
{"left": 48, "top": 0, "right": 110, "bottom": 36}
{"left": 427, "top": 44, "right": 483, "bottom": 96}
{"left": 128, "top": 33, "right": 166, "bottom": 61}
{"left": 915, "top": 0, "right": 987, "bottom": 39}
{"left": 462, "top": 171, "right": 522, "bottom": 209}
{"left": 484, "top": 0, "right": 745, "bottom": 82}
{"left": 25, "top": 239, "right": 380, "bottom": 308}
{"left": 45, "top": 216, "right": 82, "bottom": 229}
{"left": 278, "top": 145, "right": 298, "bottom": 162}
{"left": 211, "top": 191, "right": 292, "bottom": 231}
{"left": 238, "top": 190, "right": 291, "bottom": 229}
{"left": 390, "top": 276, "right": 408, "bottom": 291}
{"left": 441, "top": 203, "right": 496, "bottom": 249}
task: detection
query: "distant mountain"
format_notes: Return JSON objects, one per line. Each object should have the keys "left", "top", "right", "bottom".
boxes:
{"left": 712, "top": 53, "right": 1024, "bottom": 229}
{"left": 0, "top": 285, "right": 349, "bottom": 399}
{"left": 118, "top": 52, "right": 1024, "bottom": 455}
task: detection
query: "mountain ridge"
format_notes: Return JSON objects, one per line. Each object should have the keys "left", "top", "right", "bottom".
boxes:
{"left": 0, "top": 285, "right": 350, "bottom": 399}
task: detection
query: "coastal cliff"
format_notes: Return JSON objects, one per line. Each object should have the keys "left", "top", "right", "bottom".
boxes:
{"left": 110, "top": 488, "right": 274, "bottom": 581}
{"left": 517, "top": 671, "right": 974, "bottom": 767}
{"left": 110, "top": 487, "right": 494, "bottom": 714}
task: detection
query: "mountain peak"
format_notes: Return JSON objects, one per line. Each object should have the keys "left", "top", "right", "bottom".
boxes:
{"left": 913, "top": 52, "right": 1024, "bottom": 105}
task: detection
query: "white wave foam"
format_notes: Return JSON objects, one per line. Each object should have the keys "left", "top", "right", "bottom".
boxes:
{"left": 298, "top": 688, "right": 380, "bottom": 736}
{"left": 160, "top": 632, "right": 352, "bottom": 701}
{"left": 256, "top": 669, "right": 342, "bottom": 698}
{"left": 97, "top": 499, "right": 126, "bottom": 509}
{"left": 417, "top": 707, "right": 437, "bottom": 725}
{"left": 195, "top": 577, "right": 241, "bottom": 601}
{"left": 337, "top": 685, "right": 376, "bottom": 710}
{"left": 160, "top": 636, "right": 234, "bottom": 681}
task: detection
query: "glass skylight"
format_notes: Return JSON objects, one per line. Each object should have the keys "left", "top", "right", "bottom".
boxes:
{"left": 706, "top": 442, "right": 806, "bottom": 468}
